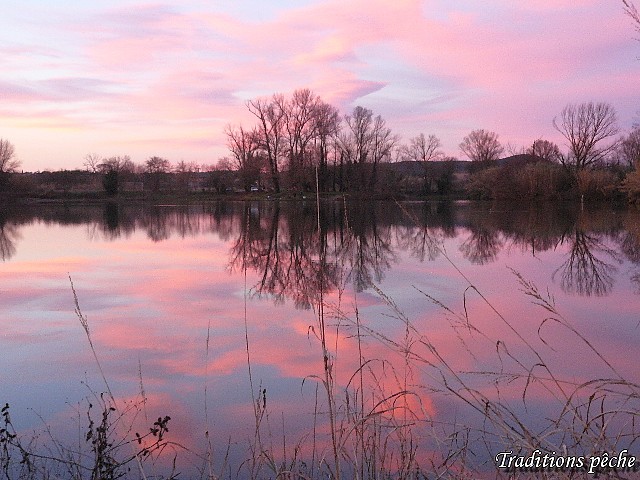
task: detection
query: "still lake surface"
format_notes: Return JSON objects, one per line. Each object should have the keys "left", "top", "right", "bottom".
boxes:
{"left": 2, "top": 200, "right": 639, "bottom": 477}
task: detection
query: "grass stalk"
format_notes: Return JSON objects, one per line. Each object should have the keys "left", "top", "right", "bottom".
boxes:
{"left": 69, "top": 275, "right": 149, "bottom": 480}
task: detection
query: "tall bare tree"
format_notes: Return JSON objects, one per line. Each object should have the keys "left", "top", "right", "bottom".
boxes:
{"left": 247, "top": 95, "right": 285, "bottom": 193}
{"left": 225, "top": 124, "right": 263, "bottom": 191}
{"left": 338, "top": 106, "right": 396, "bottom": 191}
{"left": 283, "top": 88, "right": 321, "bottom": 190}
{"left": 368, "top": 115, "right": 397, "bottom": 189}
{"left": 553, "top": 102, "right": 619, "bottom": 172}
{"left": 314, "top": 101, "right": 341, "bottom": 191}
{"left": 459, "top": 129, "right": 504, "bottom": 162}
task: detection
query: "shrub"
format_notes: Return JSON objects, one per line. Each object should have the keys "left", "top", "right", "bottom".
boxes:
{"left": 621, "top": 165, "right": 640, "bottom": 204}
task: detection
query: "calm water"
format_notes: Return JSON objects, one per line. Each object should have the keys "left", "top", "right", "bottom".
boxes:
{"left": 1, "top": 200, "right": 639, "bottom": 478}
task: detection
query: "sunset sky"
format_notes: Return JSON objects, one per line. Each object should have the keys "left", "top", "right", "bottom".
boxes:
{"left": 2, "top": 0, "right": 639, "bottom": 172}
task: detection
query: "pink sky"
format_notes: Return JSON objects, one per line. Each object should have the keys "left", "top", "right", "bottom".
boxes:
{"left": 1, "top": 0, "right": 639, "bottom": 171}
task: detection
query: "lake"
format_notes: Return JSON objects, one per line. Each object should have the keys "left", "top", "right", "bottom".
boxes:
{"left": 1, "top": 200, "right": 639, "bottom": 478}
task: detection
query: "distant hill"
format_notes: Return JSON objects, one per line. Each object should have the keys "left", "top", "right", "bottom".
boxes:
{"left": 387, "top": 154, "right": 545, "bottom": 178}
{"left": 387, "top": 160, "right": 470, "bottom": 177}
{"left": 496, "top": 154, "right": 543, "bottom": 167}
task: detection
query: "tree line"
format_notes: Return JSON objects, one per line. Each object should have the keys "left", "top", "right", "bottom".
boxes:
{"left": 226, "top": 91, "right": 639, "bottom": 200}
{"left": 1, "top": 93, "right": 639, "bottom": 202}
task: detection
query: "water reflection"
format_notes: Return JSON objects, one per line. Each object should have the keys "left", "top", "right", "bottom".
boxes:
{"left": 1, "top": 201, "right": 639, "bottom": 298}
{"left": 0, "top": 210, "right": 19, "bottom": 261}
{"left": 554, "top": 229, "right": 621, "bottom": 296}
{"left": 2, "top": 200, "right": 640, "bottom": 478}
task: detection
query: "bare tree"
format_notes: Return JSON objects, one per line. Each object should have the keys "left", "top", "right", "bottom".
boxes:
{"left": 341, "top": 106, "right": 373, "bottom": 164}
{"left": 146, "top": 156, "right": 171, "bottom": 173}
{"left": 405, "top": 133, "right": 443, "bottom": 162}
{"left": 225, "top": 124, "right": 264, "bottom": 191}
{"left": 314, "top": 101, "right": 341, "bottom": 191}
{"left": 527, "top": 139, "right": 563, "bottom": 163}
{"left": 282, "top": 88, "right": 322, "bottom": 190}
{"left": 369, "top": 115, "right": 397, "bottom": 189}
{"left": 338, "top": 106, "right": 396, "bottom": 190}
{"left": 99, "top": 155, "right": 134, "bottom": 174}
{"left": 83, "top": 153, "right": 102, "bottom": 173}
{"left": 459, "top": 129, "right": 504, "bottom": 162}
{"left": 553, "top": 102, "right": 619, "bottom": 172}
{"left": 0, "top": 139, "right": 20, "bottom": 192}
{"left": 620, "top": 127, "right": 640, "bottom": 168}
{"left": 145, "top": 156, "right": 171, "bottom": 192}
{"left": 247, "top": 95, "right": 285, "bottom": 193}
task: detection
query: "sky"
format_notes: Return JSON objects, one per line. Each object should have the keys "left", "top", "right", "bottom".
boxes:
{"left": 1, "top": 0, "right": 639, "bottom": 172}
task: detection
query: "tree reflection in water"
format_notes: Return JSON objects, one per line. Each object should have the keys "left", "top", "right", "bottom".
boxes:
{"left": 0, "top": 213, "right": 19, "bottom": 261}
{"left": 553, "top": 230, "right": 621, "bottom": 297}
{"left": 2, "top": 201, "right": 640, "bottom": 299}
{"left": 228, "top": 201, "right": 397, "bottom": 308}
{"left": 459, "top": 228, "right": 503, "bottom": 265}
{"left": 2, "top": 200, "right": 640, "bottom": 478}
{"left": 620, "top": 211, "right": 640, "bottom": 294}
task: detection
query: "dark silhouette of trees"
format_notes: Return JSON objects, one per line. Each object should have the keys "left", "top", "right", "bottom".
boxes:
{"left": 0, "top": 139, "right": 18, "bottom": 173}
{"left": 553, "top": 102, "right": 619, "bottom": 172}
{"left": 100, "top": 156, "right": 135, "bottom": 175}
{"left": 102, "top": 170, "right": 118, "bottom": 196}
{"left": 206, "top": 160, "right": 234, "bottom": 193}
{"left": 145, "top": 156, "right": 171, "bottom": 192}
{"left": 459, "top": 129, "right": 504, "bottom": 162}
{"left": 97, "top": 155, "right": 136, "bottom": 196}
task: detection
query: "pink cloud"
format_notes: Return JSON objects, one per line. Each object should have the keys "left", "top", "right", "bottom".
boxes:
{"left": 1, "top": 0, "right": 638, "bottom": 170}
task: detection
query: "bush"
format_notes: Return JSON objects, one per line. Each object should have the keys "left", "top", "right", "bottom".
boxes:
{"left": 464, "top": 161, "right": 572, "bottom": 200}
{"left": 621, "top": 166, "right": 640, "bottom": 204}
{"left": 576, "top": 169, "right": 621, "bottom": 200}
